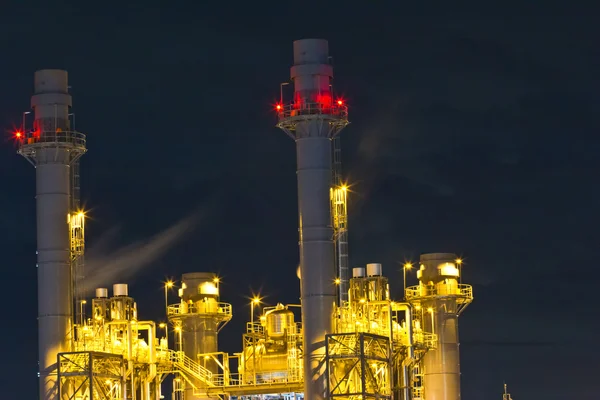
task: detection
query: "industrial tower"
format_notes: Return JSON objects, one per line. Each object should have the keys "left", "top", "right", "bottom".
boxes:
{"left": 167, "top": 273, "right": 232, "bottom": 399}
{"left": 277, "top": 39, "right": 349, "bottom": 400}
{"left": 405, "top": 253, "right": 473, "bottom": 400}
{"left": 17, "top": 70, "right": 87, "bottom": 400}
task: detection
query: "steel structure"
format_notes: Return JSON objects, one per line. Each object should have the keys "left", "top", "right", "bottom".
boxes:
{"left": 277, "top": 38, "right": 349, "bottom": 400}
{"left": 18, "top": 70, "right": 87, "bottom": 400}
{"left": 405, "top": 253, "right": 473, "bottom": 400}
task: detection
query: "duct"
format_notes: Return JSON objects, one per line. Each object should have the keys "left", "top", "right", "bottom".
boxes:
{"left": 392, "top": 302, "right": 415, "bottom": 400}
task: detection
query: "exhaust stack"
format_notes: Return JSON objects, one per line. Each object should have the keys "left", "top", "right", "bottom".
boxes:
{"left": 18, "top": 70, "right": 87, "bottom": 400}
{"left": 277, "top": 39, "right": 349, "bottom": 400}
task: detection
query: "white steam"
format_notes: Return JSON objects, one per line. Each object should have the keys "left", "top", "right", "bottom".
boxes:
{"left": 78, "top": 211, "right": 201, "bottom": 297}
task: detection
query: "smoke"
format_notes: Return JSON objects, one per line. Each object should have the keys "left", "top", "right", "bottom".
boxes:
{"left": 78, "top": 210, "right": 202, "bottom": 297}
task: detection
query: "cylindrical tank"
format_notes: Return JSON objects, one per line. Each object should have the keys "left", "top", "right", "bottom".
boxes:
{"left": 113, "top": 283, "right": 128, "bottom": 297}
{"left": 96, "top": 288, "right": 108, "bottom": 298}
{"left": 265, "top": 306, "right": 295, "bottom": 339}
{"left": 366, "top": 263, "right": 382, "bottom": 276}
{"left": 418, "top": 253, "right": 461, "bottom": 400}
{"left": 352, "top": 267, "right": 365, "bottom": 278}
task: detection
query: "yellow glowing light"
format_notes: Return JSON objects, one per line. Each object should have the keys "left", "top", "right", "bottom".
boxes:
{"left": 334, "top": 278, "right": 341, "bottom": 285}
{"left": 427, "top": 307, "right": 434, "bottom": 313}
{"left": 404, "top": 262, "right": 413, "bottom": 270}
{"left": 166, "top": 281, "right": 174, "bottom": 288}
{"left": 204, "top": 355, "right": 210, "bottom": 360}
{"left": 359, "top": 298, "right": 366, "bottom": 304}
{"left": 105, "top": 380, "right": 111, "bottom": 385}
{"left": 455, "top": 258, "right": 462, "bottom": 265}
{"left": 252, "top": 296, "right": 261, "bottom": 305}
{"left": 159, "top": 323, "right": 166, "bottom": 328}
{"left": 174, "top": 326, "right": 182, "bottom": 332}
{"left": 415, "top": 304, "right": 421, "bottom": 310}
{"left": 213, "top": 277, "right": 220, "bottom": 284}
{"left": 81, "top": 300, "right": 87, "bottom": 304}
{"left": 341, "top": 185, "right": 347, "bottom": 191}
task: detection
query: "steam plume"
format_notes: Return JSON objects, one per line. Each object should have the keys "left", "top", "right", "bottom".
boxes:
{"left": 78, "top": 210, "right": 202, "bottom": 297}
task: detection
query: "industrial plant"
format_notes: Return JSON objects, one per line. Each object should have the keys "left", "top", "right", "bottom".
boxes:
{"left": 16, "top": 39, "right": 475, "bottom": 400}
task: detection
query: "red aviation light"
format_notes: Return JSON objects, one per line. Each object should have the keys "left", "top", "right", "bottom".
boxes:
{"left": 337, "top": 99, "right": 343, "bottom": 106}
{"left": 275, "top": 103, "right": 282, "bottom": 111}
{"left": 14, "top": 130, "right": 22, "bottom": 139}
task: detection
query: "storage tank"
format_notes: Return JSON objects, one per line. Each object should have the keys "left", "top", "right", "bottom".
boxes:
{"left": 265, "top": 304, "right": 295, "bottom": 339}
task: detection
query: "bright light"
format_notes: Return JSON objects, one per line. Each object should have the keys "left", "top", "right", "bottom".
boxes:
{"left": 14, "top": 131, "right": 22, "bottom": 139}
{"left": 213, "top": 277, "right": 220, "bottom": 284}
{"left": 200, "top": 281, "right": 218, "bottom": 295}
{"left": 174, "top": 326, "right": 181, "bottom": 332}
{"left": 341, "top": 185, "right": 347, "bottom": 192}
{"left": 334, "top": 278, "right": 341, "bottom": 285}
{"left": 404, "top": 262, "right": 413, "bottom": 270}
{"left": 252, "top": 296, "right": 261, "bottom": 305}
{"left": 337, "top": 100, "right": 343, "bottom": 106}
{"left": 275, "top": 104, "right": 282, "bottom": 111}
{"left": 427, "top": 307, "right": 434, "bottom": 313}
{"left": 166, "top": 281, "right": 174, "bottom": 288}
{"left": 159, "top": 323, "right": 166, "bottom": 328}
{"left": 455, "top": 258, "right": 462, "bottom": 265}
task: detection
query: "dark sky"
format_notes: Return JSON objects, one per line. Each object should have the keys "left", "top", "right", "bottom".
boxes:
{"left": 1, "top": 2, "right": 598, "bottom": 399}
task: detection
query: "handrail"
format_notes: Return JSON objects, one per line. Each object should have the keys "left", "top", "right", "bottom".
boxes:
{"left": 170, "top": 350, "right": 214, "bottom": 386}
{"left": 18, "top": 129, "right": 86, "bottom": 150}
{"left": 405, "top": 284, "right": 473, "bottom": 302}
{"left": 277, "top": 101, "right": 348, "bottom": 121}
{"left": 167, "top": 302, "right": 232, "bottom": 319}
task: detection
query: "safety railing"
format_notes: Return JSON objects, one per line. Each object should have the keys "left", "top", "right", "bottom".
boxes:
{"left": 18, "top": 129, "right": 86, "bottom": 150}
{"left": 405, "top": 284, "right": 473, "bottom": 302}
{"left": 170, "top": 350, "right": 214, "bottom": 386}
{"left": 167, "top": 302, "right": 232, "bottom": 319}
{"left": 277, "top": 102, "right": 348, "bottom": 121}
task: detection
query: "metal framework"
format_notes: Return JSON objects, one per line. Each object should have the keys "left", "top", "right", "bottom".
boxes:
{"left": 326, "top": 333, "right": 391, "bottom": 400}
{"left": 57, "top": 352, "right": 125, "bottom": 400}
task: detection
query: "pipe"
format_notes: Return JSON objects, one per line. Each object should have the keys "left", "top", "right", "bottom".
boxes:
{"left": 393, "top": 303, "right": 414, "bottom": 400}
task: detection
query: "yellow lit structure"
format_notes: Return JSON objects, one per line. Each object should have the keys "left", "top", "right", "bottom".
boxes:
{"left": 327, "top": 264, "right": 439, "bottom": 400}
{"left": 405, "top": 253, "right": 473, "bottom": 400}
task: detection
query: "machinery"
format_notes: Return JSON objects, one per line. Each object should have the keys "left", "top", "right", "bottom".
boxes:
{"left": 16, "top": 40, "right": 475, "bottom": 400}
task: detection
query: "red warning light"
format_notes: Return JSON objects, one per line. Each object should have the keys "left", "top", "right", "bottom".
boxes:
{"left": 14, "top": 130, "right": 22, "bottom": 139}
{"left": 337, "top": 100, "right": 343, "bottom": 106}
{"left": 275, "top": 104, "right": 282, "bottom": 111}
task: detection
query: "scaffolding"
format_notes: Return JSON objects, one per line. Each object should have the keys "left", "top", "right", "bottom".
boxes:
{"left": 57, "top": 351, "right": 125, "bottom": 400}
{"left": 326, "top": 332, "right": 391, "bottom": 400}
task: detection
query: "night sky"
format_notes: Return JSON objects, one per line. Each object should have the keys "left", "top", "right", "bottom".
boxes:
{"left": 1, "top": 2, "right": 598, "bottom": 399}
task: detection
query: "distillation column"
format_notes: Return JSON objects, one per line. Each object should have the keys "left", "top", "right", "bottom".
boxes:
{"left": 18, "top": 70, "right": 87, "bottom": 400}
{"left": 277, "top": 39, "right": 349, "bottom": 400}
{"left": 168, "top": 273, "right": 232, "bottom": 400}
{"left": 406, "top": 253, "right": 473, "bottom": 400}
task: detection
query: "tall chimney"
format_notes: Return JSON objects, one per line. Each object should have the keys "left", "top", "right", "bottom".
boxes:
{"left": 277, "top": 39, "right": 349, "bottom": 400}
{"left": 18, "top": 70, "right": 87, "bottom": 400}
